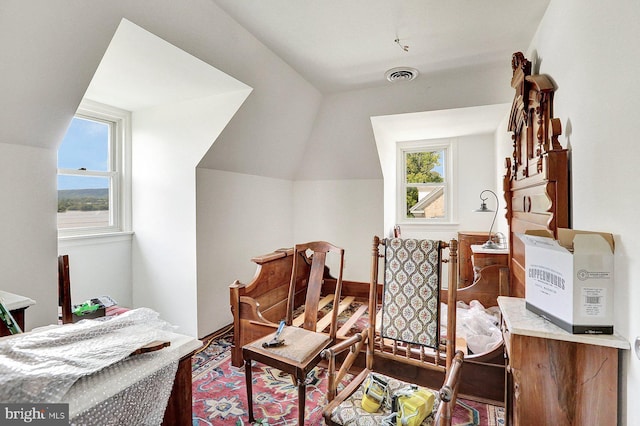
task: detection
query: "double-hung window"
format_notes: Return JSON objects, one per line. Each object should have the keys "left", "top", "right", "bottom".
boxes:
{"left": 397, "top": 139, "right": 456, "bottom": 223}
{"left": 57, "top": 101, "right": 130, "bottom": 236}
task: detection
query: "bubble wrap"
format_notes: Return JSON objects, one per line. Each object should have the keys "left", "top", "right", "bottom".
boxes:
{"left": 69, "top": 359, "right": 178, "bottom": 425}
{"left": 0, "top": 308, "right": 177, "bottom": 404}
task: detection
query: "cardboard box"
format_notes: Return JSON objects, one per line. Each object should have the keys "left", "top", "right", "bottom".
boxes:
{"left": 518, "top": 229, "right": 615, "bottom": 334}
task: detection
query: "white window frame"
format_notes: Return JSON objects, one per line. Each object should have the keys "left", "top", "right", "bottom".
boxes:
{"left": 57, "top": 99, "right": 131, "bottom": 238}
{"left": 396, "top": 138, "right": 457, "bottom": 225}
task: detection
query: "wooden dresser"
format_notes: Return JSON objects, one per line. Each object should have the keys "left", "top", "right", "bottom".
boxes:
{"left": 457, "top": 232, "right": 489, "bottom": 287}
{"left": 498, "top": 297, "right": 629, "bottom": 425}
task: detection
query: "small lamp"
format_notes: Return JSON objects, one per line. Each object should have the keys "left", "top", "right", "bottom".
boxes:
{"left": 473, "top": 189, "right": 500, "bottom": 250}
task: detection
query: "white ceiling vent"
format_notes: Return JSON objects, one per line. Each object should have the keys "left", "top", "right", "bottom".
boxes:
{"left": 385, "top": 67, "right": 419, "bottom": 82}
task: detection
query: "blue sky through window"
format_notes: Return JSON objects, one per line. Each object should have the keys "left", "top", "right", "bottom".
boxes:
{"left": 433, "top": 150, "right": 444, "bottom": 176}
{"left": 58, "top": 117, "right": 109, "bottom": 190}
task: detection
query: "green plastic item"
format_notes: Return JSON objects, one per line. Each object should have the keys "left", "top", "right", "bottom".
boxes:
{"left": 73, "top": 301, "right": 101, "bottom": 316}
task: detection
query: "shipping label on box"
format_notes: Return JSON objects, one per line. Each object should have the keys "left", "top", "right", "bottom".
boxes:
{"left": 518, "top": 229, "right": 615, "bottom": 334}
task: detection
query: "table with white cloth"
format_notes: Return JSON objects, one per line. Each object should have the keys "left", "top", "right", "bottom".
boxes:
{"left": 0, "top": 308, "right": 201, "bottom": 426}
{"left": 63, "top": 331, "right": 201, "bottom": 425}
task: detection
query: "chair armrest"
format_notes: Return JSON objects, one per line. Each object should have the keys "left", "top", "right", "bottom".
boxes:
{"left": 321, "top": 331, "right": 364, "bottom": 360}
{"left": 439, "top": 350, "right": 464, "bottom": 402}
{"left": 434, "top": 350, "right": 464, "bottom": 426}
{"left": 322, "top": 329, "right": 368, "bottom": 402}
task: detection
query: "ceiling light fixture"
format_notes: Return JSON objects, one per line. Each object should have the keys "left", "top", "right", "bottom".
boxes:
{"left": 385, "top": 67, "right": 419, "bottom": 82}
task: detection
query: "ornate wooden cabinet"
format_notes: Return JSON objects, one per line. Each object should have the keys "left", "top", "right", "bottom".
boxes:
{"left": 504, "top": 52, "right": 569, "bottom": 298}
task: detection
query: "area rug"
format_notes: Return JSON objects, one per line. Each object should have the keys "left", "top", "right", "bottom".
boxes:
{"left": 192, "top": 328, "right": 505, "bottom": 425}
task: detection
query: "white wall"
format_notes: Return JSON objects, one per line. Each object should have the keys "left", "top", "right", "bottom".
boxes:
{"left": 196, "top": 169, "right": 293, "bottom": 337}
{"left": 292, "top": 179, "right": 384, "bottom": 283}
{"left": 529, "top": 1, "right": 640, "bottom": 423}
{"left": 0, "top": 142, "right": 58, "bottom": 329}
{"left": 132, "top": 92, "right": 248, "bottom": 336}
{"left": 456, "top": 134, "right": 503, "bottom": 237}
{"left": 194, "top": 175, "right": 384, "bottom": 336}
{"left": 58, "top": 235, "right": 132, "bottom": 308}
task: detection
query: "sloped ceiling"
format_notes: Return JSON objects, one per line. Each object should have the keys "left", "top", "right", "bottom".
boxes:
{"left": 0, "top": 1, "right": 549, "bottom": 181}
{"left": 0, "top": 0, "right": 321, "bottom": 185}
{"left": 84, "top": 19, "right": 250, "bottom": 113}
{"left": 206, "top": 0, "right": 550, "bottom": 180}
{"left": 213, "top": 0, "right": 550, "bottom": 93}
{"left": 292, "top": 61, "right": 515, "bottom": 180}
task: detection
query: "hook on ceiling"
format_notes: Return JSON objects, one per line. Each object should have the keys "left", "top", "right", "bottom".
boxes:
{"left": 394, "top": 38, "right": 409, "bottom": 52}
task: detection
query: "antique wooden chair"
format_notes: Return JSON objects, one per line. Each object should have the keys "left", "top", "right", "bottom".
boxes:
{"left": 322, "top": 236, "right": 464, "bottom": 426}
{"left": 243, "top": 241, "right": 345, "bottom": 425}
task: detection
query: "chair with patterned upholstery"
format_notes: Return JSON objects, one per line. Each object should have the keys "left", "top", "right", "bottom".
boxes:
{"left": 243, "top": 241, "right": 345, "bottom": 425}
{"left": 322, "top": 236, "right": 464, "bottom": 426}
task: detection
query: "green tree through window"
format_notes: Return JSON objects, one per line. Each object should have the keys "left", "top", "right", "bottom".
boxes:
{"left": 405, "top": 151, "right": 444, "bottom": 218}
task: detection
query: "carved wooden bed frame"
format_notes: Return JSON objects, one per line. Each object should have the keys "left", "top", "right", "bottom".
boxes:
{"left": 228, "top": 248, "right": 370, "bottom": 369}
{"left": 229, "top": 245, "right": 507, "bottom": 403}
{"left": 504, "top": 51, "right": 569, "bottom": 298}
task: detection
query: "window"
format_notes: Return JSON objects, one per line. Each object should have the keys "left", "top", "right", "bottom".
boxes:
{"left": 397, "top": 139, "right": 455, "bottom": 223}
{"left": 57, "top": 101, "right": 130, "bottom": 236}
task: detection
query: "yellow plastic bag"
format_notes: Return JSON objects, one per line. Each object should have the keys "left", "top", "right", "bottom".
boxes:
{"left": 361, "top": 374, "right": 388, "bottom": 413}
{"left": 393, "top": 386, "right": 435, "bottom": 426}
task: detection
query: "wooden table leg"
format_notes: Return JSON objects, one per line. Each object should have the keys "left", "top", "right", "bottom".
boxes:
{"left": 245, "top": 359, "right": 255, "bottom": 423}
{"left": 162, "top": 353, "right": 194, "bottom": 426}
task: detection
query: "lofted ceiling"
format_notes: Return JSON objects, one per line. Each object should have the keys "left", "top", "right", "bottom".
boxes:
{"left": 212, "top": 0, "right": 551, "bottom": 94}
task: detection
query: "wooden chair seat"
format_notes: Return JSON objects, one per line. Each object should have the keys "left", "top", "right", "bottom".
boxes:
{"left": 246, "top": 326, "right": 331, "bottom": 364}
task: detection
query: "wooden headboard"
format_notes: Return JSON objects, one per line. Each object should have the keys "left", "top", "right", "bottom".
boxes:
{"left": 503, "top": 52, "right": 570, "bottom": 297}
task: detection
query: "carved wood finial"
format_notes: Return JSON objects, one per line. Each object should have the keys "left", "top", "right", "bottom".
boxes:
{"left": 549, "top": 118, "right": 563, "bottom": 150}
{"left": 511, "top": 52, "right": 531, "bottom": 75}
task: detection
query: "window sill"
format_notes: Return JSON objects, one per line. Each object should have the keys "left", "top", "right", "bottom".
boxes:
{"left": 396, "top": 222, "right": 461, "bottom": 232}
{"left": 58, "top": 231, "right": 134, "bottom": 248}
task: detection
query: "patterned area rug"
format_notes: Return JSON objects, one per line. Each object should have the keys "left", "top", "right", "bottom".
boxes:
{"left": 192, "top": 329, "right": 505, "bottom": 425}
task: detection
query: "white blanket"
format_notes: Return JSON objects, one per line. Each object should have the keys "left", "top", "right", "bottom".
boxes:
{"left": 0, "top": 308, "right": 176, "bottom": 403}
